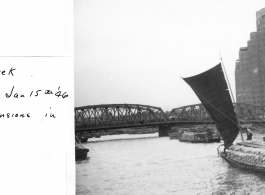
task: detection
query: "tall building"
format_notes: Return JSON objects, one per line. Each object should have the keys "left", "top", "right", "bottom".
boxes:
{"left": 235, "top": 8, "right": 265, "bottom": 109}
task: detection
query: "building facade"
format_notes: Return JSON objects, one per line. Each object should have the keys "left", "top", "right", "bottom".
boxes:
{"left": 235, "top": 8, "right": 265, "bottom": 109}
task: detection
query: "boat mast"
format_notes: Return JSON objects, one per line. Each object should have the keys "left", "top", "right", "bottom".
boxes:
{"left": 219, "top": 53, "right": 244, "bottom": 141}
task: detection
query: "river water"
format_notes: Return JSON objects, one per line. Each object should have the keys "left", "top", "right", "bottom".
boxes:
{"left": 76, "top": 132, "right": 265, "bottom": 195}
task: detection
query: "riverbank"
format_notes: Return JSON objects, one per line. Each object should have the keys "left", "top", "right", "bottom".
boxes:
{"left": 87, "top": 132, "right": 159, "bottom": 143}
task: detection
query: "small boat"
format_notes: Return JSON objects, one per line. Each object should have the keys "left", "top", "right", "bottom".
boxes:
{"left": 178, "top": 127, "right": 221, "bottom": 143}
{"left": 169, "top": 132, "right": 180, "bottom": 139}
{"left": 179, "top": 134, "right": 220, "bottom": 143}
{"left": 183, "top": 63, "right": 265, "bottom": 174}
{"left": 75, "top": 136, "right": 89, "bottom": 159}
{"left": 79, "top": 136, "right": 88, "bottom": 143}
{"left": 220, "top": 141, "right": 265, "bottom": 175}
{"left": 76, "top": 132, "right": 93, "bottom": 143}
{"left": 94, "top": 133, "right": 101, "bottom": 138}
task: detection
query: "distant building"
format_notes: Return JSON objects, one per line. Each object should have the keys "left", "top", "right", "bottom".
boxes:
{"left": 235, "top": 8, "right": 265, "bottom": 109}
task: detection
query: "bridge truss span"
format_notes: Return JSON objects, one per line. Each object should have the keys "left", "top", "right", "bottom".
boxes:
{"left": 75, "top": 104, "right": 168, "bottom": 131}
{"left": 168, "top": 103, "right": 212, "bottom": 122}
{"left": 234, "top": 103, "right": 265, "bottom": 122}
{"left": 168, "top": 103, "right": 265, "bottom": 124}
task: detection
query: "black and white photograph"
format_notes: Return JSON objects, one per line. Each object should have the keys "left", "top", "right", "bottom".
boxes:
{"left": 6, "top": 0, "right": 265, "bottom": 194}
{"left": 75, "top": 0, "right": 265, "bottom": 194}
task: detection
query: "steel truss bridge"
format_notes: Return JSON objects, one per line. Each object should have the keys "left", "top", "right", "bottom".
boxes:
{"left": 168, "top": 103, "right": 265, "bottom": 123}
{"left": 75, "top": 104, "right": 169, "bottom": 133}
{"left": 75, "top": 103, "right": 265, "bottom": 135}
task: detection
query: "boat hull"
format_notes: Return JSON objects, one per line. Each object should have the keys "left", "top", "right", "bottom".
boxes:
{"left": 210, "top": 138, "right": 221, "bottom": 142}
{"left": 76, "top": 148, "right": 89, "bottom": 159}
{"left": 220, "top": 152, "right": 265, "bottom": 175}
{"left": 179, "top": 138, "right": 220, "bottom": 143}
{"left": 79, "top": 137, "right": 88, "bottom": 143}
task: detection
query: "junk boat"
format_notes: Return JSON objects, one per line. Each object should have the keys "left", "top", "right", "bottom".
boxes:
{"left": 75, "top": 136, "right": 89, "bottom": 159}
{"left": 93, "top": 132, "right": 101, "bottom": 138}
{"left": 169, "top": 127, "right": 189, "bottom": 140}
{"left": 76, "top": 132, "right": 93, "bottom": 143}
{"left": 78, "top": 135, "right": 89, "bottom": 143}
{"left": 178, "top": 126, "right": 221, "bottom": 143}
{"left": 183, "top": 63, "right": 265, "bottom": 174}
{"left": 169, "top": 132, "right": 180, "bottom": 139}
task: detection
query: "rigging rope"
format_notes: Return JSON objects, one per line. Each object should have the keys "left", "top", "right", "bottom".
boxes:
{"left": 220, "top": 56, "right": 244, "bottom": 141}
{"left": 185, "top": 86, "right": 238, "bottom": 126}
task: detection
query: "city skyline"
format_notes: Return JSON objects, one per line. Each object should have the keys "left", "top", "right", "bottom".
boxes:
{"left": 75, "top": 0, "right": 265, "bottom": 111}
{"left": 235, "top": 7, "right": 265, "bottom": 109}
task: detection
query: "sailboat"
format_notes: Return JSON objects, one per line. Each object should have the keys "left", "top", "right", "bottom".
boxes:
{"left": 183, "top": 63, "right": 265, "bottom": 174}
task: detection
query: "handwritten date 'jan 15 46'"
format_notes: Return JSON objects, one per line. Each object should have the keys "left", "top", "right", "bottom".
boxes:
{"left": 5, "top": 86, "right": 69, "bottom": 99}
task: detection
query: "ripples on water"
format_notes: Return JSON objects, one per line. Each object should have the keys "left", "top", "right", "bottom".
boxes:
{"left": 76, "top": 133, "right": 265, "bottom": 195}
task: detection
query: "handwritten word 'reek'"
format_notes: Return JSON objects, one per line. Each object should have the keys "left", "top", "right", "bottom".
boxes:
{"left": 0, "top": 67, "right": 16, "bottom": 76}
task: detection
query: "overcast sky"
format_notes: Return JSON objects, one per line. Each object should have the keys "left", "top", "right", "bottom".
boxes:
{"left": 74, "top": 0, "right": 264, "bottom": 111}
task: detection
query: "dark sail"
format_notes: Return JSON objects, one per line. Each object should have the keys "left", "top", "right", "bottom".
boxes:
{"left": 183, "top": 63, "right": 239, "bottom": 148}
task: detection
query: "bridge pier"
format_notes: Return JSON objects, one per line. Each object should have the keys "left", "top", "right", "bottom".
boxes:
{"left": 158, "top": 125, "right": 171, "bottom": 137}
